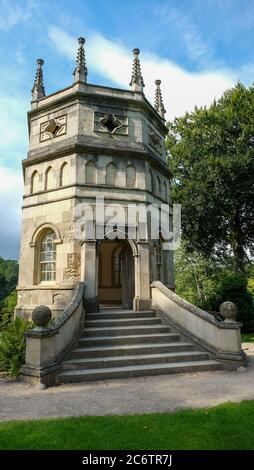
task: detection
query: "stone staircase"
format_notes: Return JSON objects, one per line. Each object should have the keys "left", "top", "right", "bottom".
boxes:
{"left": 58, "top": 308, "right": 221, "bottom": 383}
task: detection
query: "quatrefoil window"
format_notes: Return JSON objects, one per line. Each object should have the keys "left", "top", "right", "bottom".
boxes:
{"left": 99, "top": 114, "right": 123, "bottom": 134}
{"left": 44, "top": 119, "right": 60, "bottom": 135}
{"left": 149, "top": 132, "right": 161, "bottom": 147}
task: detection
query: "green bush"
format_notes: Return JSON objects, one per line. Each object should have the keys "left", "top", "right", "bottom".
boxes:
{"left": 0, "top": 318, "right": 32, "bottom": 377}
{"left": 204, "top": 273, "right": 254, "bottom": 324}
{"left": 0, "top": 290, "right": 17, "bottom": 323}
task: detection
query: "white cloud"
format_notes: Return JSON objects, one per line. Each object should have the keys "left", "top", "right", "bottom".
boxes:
{"left": 0, "top": 166, "right": 22, "bottom": 193}
{"left": 151, "top": 4, "right": 218, "bottom": 69}
{"left": 0, "top": 95, "right": 28, "bottom": 162}
{"left": 48, "top": 26, "right": 235, "bottom": 121}
{"left": 0, "top": 166, "right": 22, "bottom": 259}
{"left": 0, "top": 0, "right": 36, "bottom": 30}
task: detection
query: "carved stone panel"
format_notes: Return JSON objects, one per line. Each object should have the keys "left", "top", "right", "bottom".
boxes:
{"left": 148, "top": 126, "right": 162, "bottom": 155}
{"left": 40, "top": 115, "right": 67, "bottom": 142}
{"left": 94, "top": 112, "right": 128, "bottom": 135}
{"left": 53, "top": 291, "right": 70, "bottom": 305}
{"left": 63, "top": 253, "right": 81, "bottom": 281}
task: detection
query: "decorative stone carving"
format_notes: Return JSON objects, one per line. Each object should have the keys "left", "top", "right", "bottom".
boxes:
{"left": 32, "top": 305, "right": 52, "bottom": 328}
{"left": 129, "top": 48, "right": 145, "bottom": 92}
{"left": 220, "top": 301, "right": 238, "bottom": 323}
{"left": 94, "top": 112, "right": 128, "bottom": 135}
{"left": 53, "top": 291, "right": 69, "bottom": 305}
{"left": 148, "top": 126, "right": 162, "bottom": 155}
{"left": 63, "top": 253, "right": 81, "bottom": 280}
{"left": 40, "top": 115, "right": 67, "bottom": 142}
{"left": 31, "top": 59, "right": 45, "bottom": 101}
{"left": 73, "top": 37, "right": 87, "bottom": 83}
{"left": 61, "top": 222, "right": 74, "bottom": 243}
{"left": 154, "top": 79, "right": 166, "bottom": 120}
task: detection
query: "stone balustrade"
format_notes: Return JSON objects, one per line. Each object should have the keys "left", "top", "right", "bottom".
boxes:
{"left": 21, "top": 282, "right": 85, "bottom": 386}
{"left": 151, "top": 281, "right": 246, "bottom": 369}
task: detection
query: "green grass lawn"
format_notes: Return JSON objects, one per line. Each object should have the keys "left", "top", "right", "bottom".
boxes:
{"left": 242, "top": 333, "right": 254, "bottom": 342}
{"left": 0, "top": 401, "right": 254, "bottom": 450}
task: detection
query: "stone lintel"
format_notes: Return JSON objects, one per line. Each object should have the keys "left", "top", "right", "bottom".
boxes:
{"left": 16, "top": 284, "right": 75, "bottom": 291}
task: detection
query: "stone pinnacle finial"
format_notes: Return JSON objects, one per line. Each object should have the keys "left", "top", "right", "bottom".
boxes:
{"left": 154, "top": 79, "right": 166, "bottom": 120}
{"left": 73, "top": 36, "right": 87, "bottom": 83}
{"left": 130, "top": 48, "right": 145, "bottom": 92}
{"left": 31, "top": 59, "right": 45, "bottom": 101}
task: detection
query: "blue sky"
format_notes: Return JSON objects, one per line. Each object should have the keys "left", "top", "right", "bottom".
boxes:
{"left": 0, "top": 0, "right": 254, "bottom": 260}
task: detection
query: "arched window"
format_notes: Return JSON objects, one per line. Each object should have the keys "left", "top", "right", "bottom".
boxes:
{"left": 85, "top": 161, "right": 97, "bottom": 184}
{"left": 163, "top": 181, "right": 167, "bottom": 200}
{"left": 31, "top": 170, "right": 40, "bottom": 194}
{"left": 126, "top": 164, "right": 136, "bottom": 188}
{"left": 106, "top": 162, "right": 117, "bottom": 186}
{"left": 45, "top": 166, "right": 54, "bottom": 191}
{"left": 112, "top": 246, "right": 123, "bottom": 286}
{"left": 60, "top": 162, "right": 68, "bottom": 187}
{"left": 156, "top": 176, "right": 161, "bottom": 194}
{"left": 149, "top": 170, "right": 153, "bottom": 192}
{"left": 39, "top": 230, "right": 56, "bottom": 282}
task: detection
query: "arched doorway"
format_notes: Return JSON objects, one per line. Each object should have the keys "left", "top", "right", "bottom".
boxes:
{"left": 98, "top": 239, "right": 134, "bottom": 308}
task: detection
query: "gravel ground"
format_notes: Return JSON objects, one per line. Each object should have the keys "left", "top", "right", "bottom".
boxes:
{"left": 0, "top": 344, "right": 253, "bottom": 422}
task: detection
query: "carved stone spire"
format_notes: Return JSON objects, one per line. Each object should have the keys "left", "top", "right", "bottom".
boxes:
{"left": 129, "top": 48, "right": 145, "bottom": 92}
{"left": 154, "top": 79, "right": 166, "bottom": 120}
{"left": 31, "top": 59, "right": 45, "bottom": 101}
{"left": 73, "top": 37, "right": 87, "bottom": 83}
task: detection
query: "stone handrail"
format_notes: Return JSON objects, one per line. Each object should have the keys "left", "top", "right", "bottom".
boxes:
{"left": 151, "top": 281, "right": 239, "bottom": 328}
{"left": 151, "top": 281, "right": 245, "bottom": 369}
{"left": 21, "top": 282, "right": 85, "bottom": 386}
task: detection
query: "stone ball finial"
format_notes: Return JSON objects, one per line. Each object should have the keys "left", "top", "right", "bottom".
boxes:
{"left": 220, "top": 301, "right": 238, "bottom": 322}
{"left": 133, "top": 48, "right": 140, "bottom": 55}
{"left": 155, "top": 79, "right": 161, "bottom": 85}
{"left": 37, "top": 58, "right": 44, "bottom": 67}
{"left": 32, "top": 305, "right": 52, "bottom": 328}
{"left": 78, "top": 37, "right": 85, "bottom": 45}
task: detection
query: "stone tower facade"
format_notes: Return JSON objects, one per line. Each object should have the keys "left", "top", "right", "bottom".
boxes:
{"left": 16, "top": 39, "right": 174, "bottom": 319}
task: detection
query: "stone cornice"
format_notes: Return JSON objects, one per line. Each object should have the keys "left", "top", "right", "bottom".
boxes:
{"left": 22, "top": 182, "right": 171, "bottom": 204}
{"left": 23, "top": 137, "right": 171, "bottom": 178}
{"left": 28, "top": 84, "right": 168, "bottom": 135}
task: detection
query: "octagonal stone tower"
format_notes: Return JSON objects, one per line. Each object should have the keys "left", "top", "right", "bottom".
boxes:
{"left": 16, "top": 39, "right": 174, "bottom": 319}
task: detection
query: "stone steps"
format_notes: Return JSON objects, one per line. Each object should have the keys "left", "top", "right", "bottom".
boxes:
{"left": 85, "top": 317, "right": 161, "bottom": 327}
{"left": 58, "top": 308, "right": 221, "bottom": 384}
{"left": 77, "top": 332, "right": 180, "bottom": 347}
{"left": 69, "top": 341, "right": 196, "bottom": 359}
{"left": 59, "top": 360, "right": 220, "bottom": 383}
{"left": 86, "top": 310, "right": 156, "bottom": 320}
{"left": 62, "top": 351, "right": 210, "bottom": 370}
{"left": 83, "top": 324, "right": 171, "bottom": 337}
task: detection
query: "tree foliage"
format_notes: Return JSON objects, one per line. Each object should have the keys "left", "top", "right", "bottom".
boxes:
{"left": 1, "top": 290, "right": 17, "bottom": 323}
{"left": 175, "top": 243, "right": 254, "bottom": 325}
{"left": 167, "top": 82, "right": 254, "bottom": 272}
{"left": 0, "top": 318, "right": 32, "bottom": 377}
{"left": 0, "top": 257, "right": 18, "bottom": 312}
{"left": 174, "top": 242, "right": 225, "bottom": 307}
